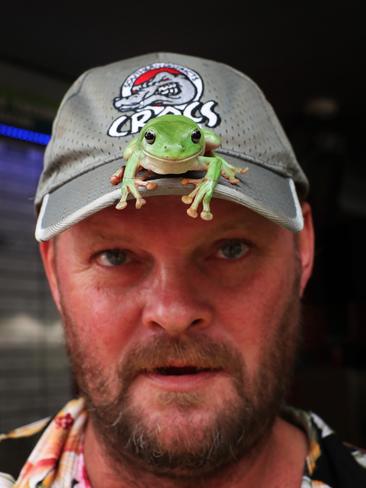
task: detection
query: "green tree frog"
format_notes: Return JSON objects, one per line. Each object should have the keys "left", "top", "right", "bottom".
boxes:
{"left": 110, "top": 114, "right": 248, "bottom": 220}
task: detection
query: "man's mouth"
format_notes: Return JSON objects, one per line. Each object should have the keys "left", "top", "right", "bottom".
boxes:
{"left": 141, "top": 365, "right": 223, "bottom": 392}
{"left": 154, "top": 366, "right": 219, "bottom": 376}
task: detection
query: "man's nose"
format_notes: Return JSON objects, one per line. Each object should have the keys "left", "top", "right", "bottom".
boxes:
{"left": 141, "top": 263, "right": 213, "bottom": 336}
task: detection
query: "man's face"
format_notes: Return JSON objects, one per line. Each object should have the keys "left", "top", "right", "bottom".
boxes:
{"left": 41, "top": 196, "right": 313, "bottom": 479}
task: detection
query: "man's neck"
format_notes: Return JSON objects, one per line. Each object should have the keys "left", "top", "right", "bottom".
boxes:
{"left": 83, "top": 416, "right": 308, "bottom": 488}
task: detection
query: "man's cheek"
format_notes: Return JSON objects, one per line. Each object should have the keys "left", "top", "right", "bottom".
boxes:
{"left": 60, "top": 284, "right": 112, "bottom": 334}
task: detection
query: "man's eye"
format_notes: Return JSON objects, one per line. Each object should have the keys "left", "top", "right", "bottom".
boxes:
{"left": 216, "top": 240, "right": 250, "bottom": 260}
{"left": 96, "top": 249, "right": 129, "bottom": 267}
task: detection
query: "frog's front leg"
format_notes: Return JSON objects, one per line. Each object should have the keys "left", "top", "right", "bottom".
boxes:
{"left": 181, "top": 156, "right": 222, "bottom": 221}
{"left": 115, "top": 151, "right": 157, "bottom": 210}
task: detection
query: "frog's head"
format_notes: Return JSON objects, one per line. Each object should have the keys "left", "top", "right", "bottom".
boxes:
{"left": 139, "top": 114, "right": 206, "bottom": 161}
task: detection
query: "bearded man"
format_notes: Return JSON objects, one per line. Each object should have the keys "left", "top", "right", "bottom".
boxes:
{"left": 1, "top": 53, "right": 365, "bottom": 488}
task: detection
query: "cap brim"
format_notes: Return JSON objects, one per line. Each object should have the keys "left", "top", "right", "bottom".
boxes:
{"left": 35, "top": 155, "right": 304, "bottom": 242}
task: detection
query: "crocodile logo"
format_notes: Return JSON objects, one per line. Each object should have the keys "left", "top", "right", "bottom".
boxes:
{"left": 108, "top": 62, "right": 220, "bottom": 137}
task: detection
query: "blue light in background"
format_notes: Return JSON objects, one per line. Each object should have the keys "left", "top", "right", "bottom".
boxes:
{"left": 0, "top": 123, "right": 51, "bottom": 146}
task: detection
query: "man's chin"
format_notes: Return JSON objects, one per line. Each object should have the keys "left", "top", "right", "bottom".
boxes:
{"left": 126, "top": 398, "right": 229, "bottom": 452}
{"left": 122, "top": 371, "right": 245, "bottom": 446}
{"left": 88, "top": 384, "right": 273, "bottom": 480}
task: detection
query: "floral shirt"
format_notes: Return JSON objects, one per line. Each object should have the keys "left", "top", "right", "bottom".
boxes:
{"left": 0, "top": 398, "right": 365, "bottom": 487}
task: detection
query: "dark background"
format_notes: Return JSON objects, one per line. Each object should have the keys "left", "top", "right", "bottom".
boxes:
{"left": 0, "top": 1, "right": 365, "bottom": 443}
{"left": 1, "top": 2, "right": 364, "bottom": 114}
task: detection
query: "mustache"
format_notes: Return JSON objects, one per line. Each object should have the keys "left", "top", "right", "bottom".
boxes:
{"left": 118, "top": 334, "right": 245, "bottom": 385}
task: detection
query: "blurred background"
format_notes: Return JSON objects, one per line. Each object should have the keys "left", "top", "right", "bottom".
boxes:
{"left": 0, "top": 1, "right": 365, "bottom": 445}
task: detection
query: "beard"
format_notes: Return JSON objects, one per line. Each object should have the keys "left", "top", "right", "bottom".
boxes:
{"left": 59, "top": 272, "right": 302, "bottom": 481}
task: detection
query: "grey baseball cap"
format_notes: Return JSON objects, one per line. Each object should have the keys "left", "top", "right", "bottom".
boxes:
{"left": 35, "top": 52, "right": 309, "bottom": 242}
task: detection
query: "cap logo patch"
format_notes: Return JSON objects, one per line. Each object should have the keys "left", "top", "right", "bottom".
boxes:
{"left": 108, "top": 62, "right": 220, "bottom": 137}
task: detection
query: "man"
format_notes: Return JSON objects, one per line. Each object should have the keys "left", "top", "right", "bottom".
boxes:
{"left": 0, "top": 53, "right": 365, "bottom": 487}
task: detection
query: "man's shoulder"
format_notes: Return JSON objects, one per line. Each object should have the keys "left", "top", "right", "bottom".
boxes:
{"left": 283, "top": 406, "right": 366, "bottom": 488}
{"left": 0, "top": 398, "right": 87, "bottom": 486}
{"left": 0, "top": 417, "right": 51, "bottom": 443}
{"left": 0, "top": 417, "right": 51, "bottom": 482}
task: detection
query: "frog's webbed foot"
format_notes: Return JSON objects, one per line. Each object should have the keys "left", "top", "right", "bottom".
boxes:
{"left": 181, "top": 178, "right": 214, "bottom": 221}
{"left": 221, "top": 162, "right": 248, "bottom": 184}
{"left": 115, "top": 178, "right": 158, "bottom": 210}
{"left": 134, "top": 178, "right": 158, "bottom": 191}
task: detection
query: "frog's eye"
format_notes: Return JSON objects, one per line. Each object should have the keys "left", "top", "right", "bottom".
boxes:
{"left": 191, "top": 129, "right": 202, "bottom": 144}
{"left": 144, "top": 130, "right": 156, "bottom": 144}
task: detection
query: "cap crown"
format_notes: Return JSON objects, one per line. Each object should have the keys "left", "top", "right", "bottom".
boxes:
{"left": 35, "top": 52, "right": 308, "bottom": 208}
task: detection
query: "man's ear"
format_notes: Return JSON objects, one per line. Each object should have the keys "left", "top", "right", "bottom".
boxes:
{"left": 39, "top": 240, "right": 62, "bottom": 313}
{"left": 297, "top": 202, "right": 315, "bottom": 297}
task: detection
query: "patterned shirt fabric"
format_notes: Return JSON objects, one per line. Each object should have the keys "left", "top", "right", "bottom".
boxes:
{"left": 0, "top": 398, "right": 366, "bottom": 487}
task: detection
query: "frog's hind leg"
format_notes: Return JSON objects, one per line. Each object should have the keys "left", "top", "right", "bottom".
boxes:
{"left": 219, "top": 156, "right": 248, "bottom": 183}
{"left": 133, "top": 178, "right": 158, "bottom": 208}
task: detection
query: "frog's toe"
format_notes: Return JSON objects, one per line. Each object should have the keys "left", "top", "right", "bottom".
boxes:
{"left": 110, "top": 167, "right": 124, "bottom": 185}
{"left": 110, "top": 175, "right": 120, "bottom": 185}
{"left": 200, "top": 210, "right": 213, "bottom": 221}
{"left": 182, "top": 195, "right": 193, "bottom": 204}
{"left": 135, "top": 198, "right": 146, "bottom": 209}
{"left": 115, "top": 200, "right": 128, "bottom": 210}
{"left": 146, "top": 181, "right": 158, "bottom": 191}
{"left": 187, "top": 207, "right": 198, "bottom": 218}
